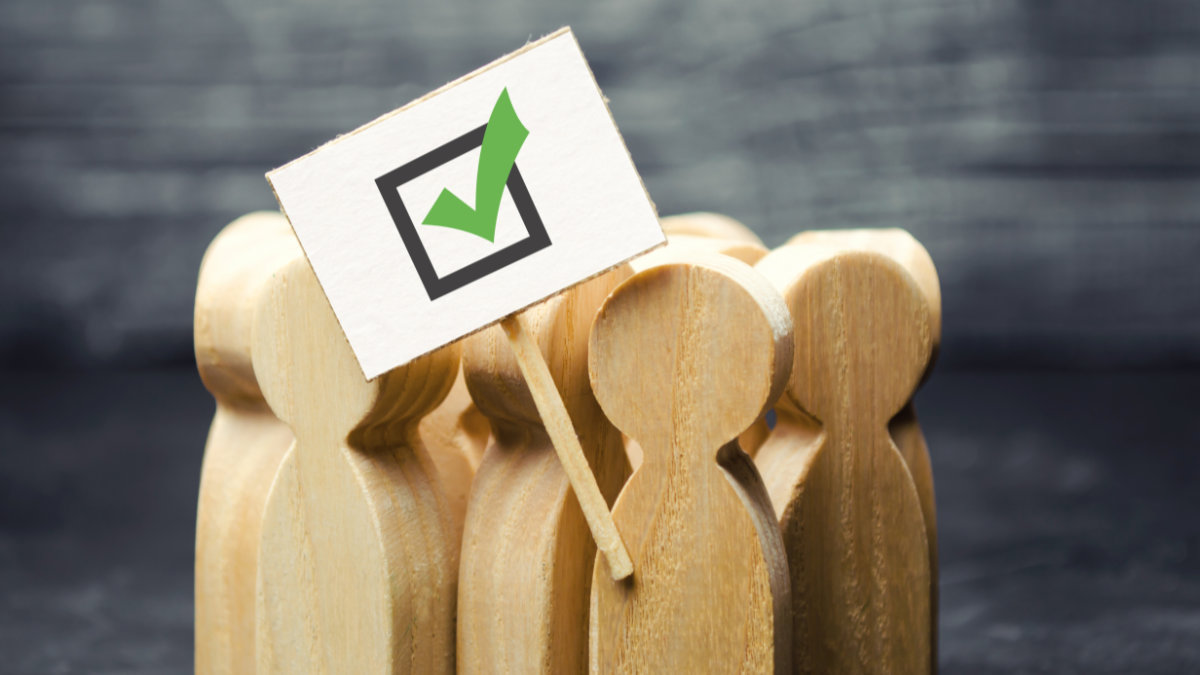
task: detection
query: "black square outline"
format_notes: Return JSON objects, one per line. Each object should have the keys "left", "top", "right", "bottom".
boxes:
{"left": 375, "top": 124, "right": 551, "bottom": 301}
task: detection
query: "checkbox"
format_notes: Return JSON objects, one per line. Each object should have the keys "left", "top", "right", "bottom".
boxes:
{"left": 269, "top": 29, "right": 665, "bottom": 378}
{"left": 376, "top": 124, "right": 551, "bottom": 301}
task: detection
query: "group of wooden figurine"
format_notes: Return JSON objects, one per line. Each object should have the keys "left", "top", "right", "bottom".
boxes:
{"left": 194, "top": 210, "right": 942, "bottom": 674}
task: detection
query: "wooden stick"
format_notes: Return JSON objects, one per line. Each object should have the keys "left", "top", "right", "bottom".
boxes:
{"left": 500, "top": 313, "right": 634, "bottom": 580}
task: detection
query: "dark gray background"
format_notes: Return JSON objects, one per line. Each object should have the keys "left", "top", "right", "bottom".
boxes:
{"left": 3, "top": 0, "right": 1199, "bottom": 370}
{"left": 2, "top": 1, "right": 1198, "bottom": 673}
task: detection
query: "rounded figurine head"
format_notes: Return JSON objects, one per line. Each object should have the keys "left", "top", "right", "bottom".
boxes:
{"left": 589, "top": 253, "right": 793, "bottom": 456}
{"left": 252, "top": 255, "right": 459, "bottom": 442}
{"left": 757, "top": 246, "right": 932, "bottom": 426}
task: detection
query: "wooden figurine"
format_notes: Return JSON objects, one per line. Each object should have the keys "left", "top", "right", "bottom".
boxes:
{"left": 754, "top": 244, "right": 934, "bottom": 674}
{"left": 194, "top": 211, "right": 301, "bottom": 675}
{"left": 630, "top": 233, "right": 768, "bottom": 274}
{"left": 252, "top": 253, "right": 461, "bottom": 674}
{"left": 787, "top": 228, "right": 942, "bottom": 668}
{"left": 456, "top": 267, "right": 632, "bottom": 674}
{"left": 660, "top": 211, "right": 765, "bottom": 245}
{"left": 588, "top": 253, "right": 793, "bottom": 674}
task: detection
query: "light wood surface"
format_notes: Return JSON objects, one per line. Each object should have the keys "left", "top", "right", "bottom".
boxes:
{"left": 588, "top": 253, "right": 793, "bottom": 674}
{"left": 660, "top": 211, "right": 765, "bottom": 246}
{"left": 252, "top": 253, "right": 461, "bottom": 674}
{"left": 457, "top": 269, "right": 632, "bottom": 674}
{"left": 787, "top": 228, "right": 941, "bottom": 364}
{"left": 754, "top": 244, "right": 933, "bottom": 674}
{"left": 419, "top": 366, "right": 490, "bottom": 473}
{"left": 417, "top": 364, "right": 489, "bottom": 534}
{"left": 193, "top": 211, "right": 301, "bottom": 675}
{"left": 626, "top": 224, "right": 771, "bottom": 470}
{"left": 630, "top": 234, "right": 768, "bottom": 274}
{"left": 787, "top": 227, "right": 943, "bottom": 669}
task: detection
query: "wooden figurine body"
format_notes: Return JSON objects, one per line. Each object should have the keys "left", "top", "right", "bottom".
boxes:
{"left": 754, "top": 245, "right": 933, "bottom": 673}
{"left": 252, "top": 254, "right": 461, "bottom": 674}
{"left": 194, "top": 211, "right": 302, "bottom": 675}
{"left": 456, "top": 269, "right": 631, "bottom": 674}
{"left": 588, "top": 254, "right": 793, "bottom": 674}
{"left": 786, "top": 228, "right": 943, "bottom": 668}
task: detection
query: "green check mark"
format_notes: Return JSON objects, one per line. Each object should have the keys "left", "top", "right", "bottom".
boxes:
{"left": 422, "top": 88, "right": 528, "bottom": 242}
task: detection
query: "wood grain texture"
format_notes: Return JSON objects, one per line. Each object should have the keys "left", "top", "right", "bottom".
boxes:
{"left": 457, "top": 268, "right": 631, "bottom": 674}
{"left": 754, "top": 244, "right": 933, "bottom": 674}
{"left": 626, "top": 220, "right": 770, "bottom": 470}
{"left": 588, "top": 253, "right": 793, "bottom": 674}
{"left": 787, "top": 228, "right": 943, "bottom": 669}
{"left": 252, "top": 254, "right": 461, "bottom": 674}
{"left": 193, "top": 211, "right": 300, "bottom": 675}
{"left": 417, "top": 364, "right": 489, "bottom": 536}
{"left": 788, "top": 229, "right": 941, "bottom": 367}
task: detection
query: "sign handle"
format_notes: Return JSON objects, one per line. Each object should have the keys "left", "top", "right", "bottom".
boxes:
{"left": 500, "top": 313, "right": 634, "bottom": 580}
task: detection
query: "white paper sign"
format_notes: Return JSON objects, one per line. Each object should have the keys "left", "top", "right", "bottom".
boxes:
{"left": 268, "top": 27, "right": 664, "bottom": 379}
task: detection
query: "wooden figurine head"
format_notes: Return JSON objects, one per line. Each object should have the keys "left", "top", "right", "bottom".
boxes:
{"left": 629, "top": 233, "right": 768, "bottom": 274}
{"left": 461, "top": 267, "right": 630, "bottom": 439}
{"left": 760, "top": 245, "right": 932, "bottom": 426}
{"left": 788, "top": 228, "right": 941, "bottom": 377}
{"left": 660, "top": 211, "right": 765, "bottom": 246}
{"left": 590, "top": 254, "right": 791, "bottom": 452}
{"left": 195, "top": 211, "right": 302, "bottom": 411}
{"left": 252, "top": 255, "right": 460, "bottom": 447}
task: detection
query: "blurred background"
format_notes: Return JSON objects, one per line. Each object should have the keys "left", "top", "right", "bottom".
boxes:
{"left": 1, "top": 0, "right": 1197, "bottom": 672}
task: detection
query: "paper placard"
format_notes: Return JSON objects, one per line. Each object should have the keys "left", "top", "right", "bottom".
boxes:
{"left": 268, "top": 27, "right": 664, "bottom": 379}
